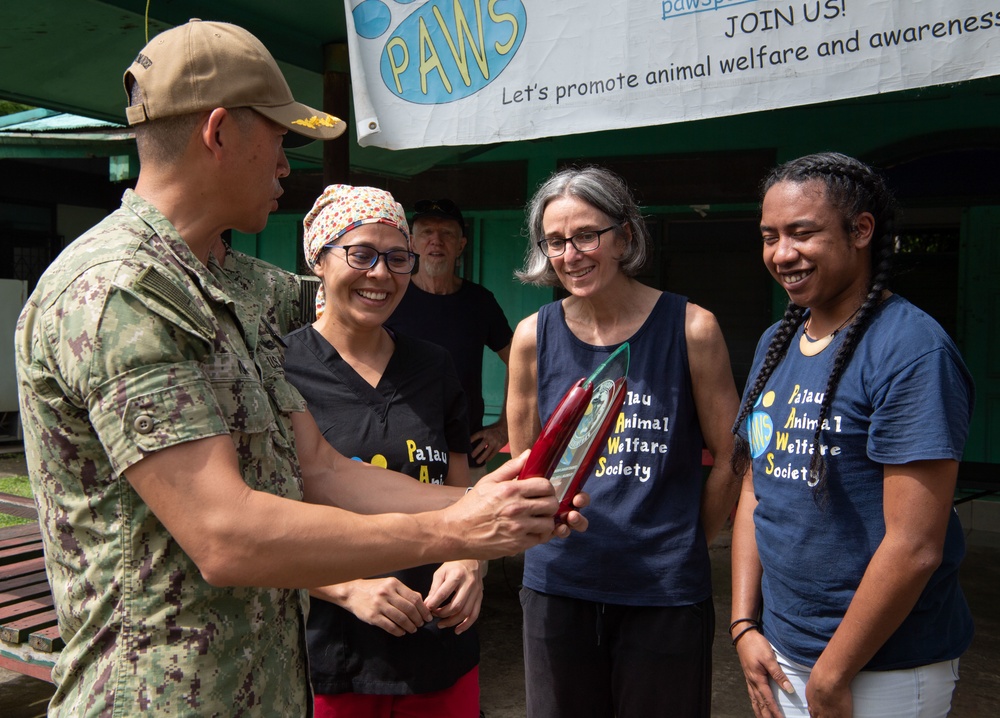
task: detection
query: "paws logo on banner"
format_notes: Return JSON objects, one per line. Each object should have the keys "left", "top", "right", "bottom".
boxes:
{"left": 747, "top": 391, "right": 775, "bottom": 459}
{"left": 351, "top": 0, "right": 526, "bottom": 104}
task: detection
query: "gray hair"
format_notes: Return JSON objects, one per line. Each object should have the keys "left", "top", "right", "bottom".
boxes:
{"left": 515, "top": 165, "right": 649, "bottom": 287}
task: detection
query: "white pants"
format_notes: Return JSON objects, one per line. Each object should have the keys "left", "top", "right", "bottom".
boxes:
{"left": 770, "top": 644, "right": 960, "bottom": 718}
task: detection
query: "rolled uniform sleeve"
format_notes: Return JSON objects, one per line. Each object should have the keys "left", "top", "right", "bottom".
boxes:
{"left": 16, "top": 192, "right": 312, "bottom": 717}
{"left": 40, "top": 269, "right": 229, "bottom": 475}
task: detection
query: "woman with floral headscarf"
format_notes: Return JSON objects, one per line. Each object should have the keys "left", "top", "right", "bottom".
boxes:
{"left": 283, "top": 185, "right": 482, "bottom": 717}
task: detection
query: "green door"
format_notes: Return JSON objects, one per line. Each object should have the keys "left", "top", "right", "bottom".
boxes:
{"left": 231, "top": 214, "right": 301, "bottom": 273}
{"left": 960, "top": 207, "right": 1000, "bottom": 462}
{"left": 469, "top": 214, "right": 553, "bottom": 426}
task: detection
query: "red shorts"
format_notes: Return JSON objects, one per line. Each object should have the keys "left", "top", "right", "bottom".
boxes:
{"left": 313, "top": 665, "right": 480, "bottom": 718}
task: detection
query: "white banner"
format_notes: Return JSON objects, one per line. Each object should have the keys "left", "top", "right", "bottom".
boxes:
{"left": 344, "top": 0, "right": 1000, "bottom": 150}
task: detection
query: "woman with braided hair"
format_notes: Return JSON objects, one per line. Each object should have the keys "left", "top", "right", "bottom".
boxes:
{"left": 729, "top": 153, "right": 974, "bottom": 718}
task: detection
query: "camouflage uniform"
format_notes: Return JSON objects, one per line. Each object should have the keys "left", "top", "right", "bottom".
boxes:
{"left": 210, "top": 244, "right": 309, "bottom": 336}
{"left": 15, "top": 190, "right": 310, "bottom": 717}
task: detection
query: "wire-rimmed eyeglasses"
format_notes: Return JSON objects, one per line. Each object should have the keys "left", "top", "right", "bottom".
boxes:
{"left": 537, "top": 226, "right": 619, "bottom": 258}
{"left": 324, "top": 244, "right": 419, "bottom": 274}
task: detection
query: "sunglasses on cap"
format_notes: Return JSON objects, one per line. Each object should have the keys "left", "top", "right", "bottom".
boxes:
{"left": 412, "top": 198, "right": 465, "bottom": 227}
{"left": 414, "top": 198, "right": 459, "bottom": 213}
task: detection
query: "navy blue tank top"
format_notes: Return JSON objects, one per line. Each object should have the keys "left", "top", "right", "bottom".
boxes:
{"left": 522, "top": 292, "right": 711, "bottom": 606}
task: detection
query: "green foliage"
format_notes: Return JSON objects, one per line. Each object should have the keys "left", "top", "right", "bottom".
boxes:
{"left": 0, "top": 474, "right": 32, "bottom": 497}
{"left": 0, "top": 474, "right": 32, "bottom": 528}
{"left": 0, "top": 514, "right": 30, "bottom": 528}
{"left": 0, "top": 100, "right": 34, "bottom": 116}
{"left": 895, "top": 230, "right": 960, "bottom": 255}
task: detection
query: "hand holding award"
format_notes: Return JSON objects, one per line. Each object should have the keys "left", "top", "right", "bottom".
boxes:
{"left": 519, "top": 343, "right": 630, "bottom": 522}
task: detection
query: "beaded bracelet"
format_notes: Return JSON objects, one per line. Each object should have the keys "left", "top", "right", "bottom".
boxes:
{"left": 731, "top": 623, "right": 761, "bottom": 647}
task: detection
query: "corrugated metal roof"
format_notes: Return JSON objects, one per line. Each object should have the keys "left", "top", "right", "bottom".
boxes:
{"left": 0, "top": 108, "right": 123, "bottom": 133}
{"left": 0, "top": 108, "right": 134, "bottom": 167}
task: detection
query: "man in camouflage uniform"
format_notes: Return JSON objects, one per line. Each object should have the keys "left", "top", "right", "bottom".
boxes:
{"left": 210, "top": 235, "right": 310, "bottom": 336}
{"left": 14, "top": 20, "right": 586, "bottom": 717}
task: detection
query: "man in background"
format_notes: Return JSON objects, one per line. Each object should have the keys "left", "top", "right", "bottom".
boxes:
{"left": 387, "top": 199, "right": 514, "bottom": 475}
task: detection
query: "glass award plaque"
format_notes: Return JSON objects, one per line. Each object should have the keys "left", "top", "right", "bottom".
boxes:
{"left": 519, "top": 343, "right": 630, "bottom": 521}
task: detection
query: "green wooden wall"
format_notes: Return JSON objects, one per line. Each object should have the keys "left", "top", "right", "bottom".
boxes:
{"left": 471, "top": 214, "right": 554, "bottom": 425}
{"left": 960, "top": 207, "right": 1000, "bottom": 463}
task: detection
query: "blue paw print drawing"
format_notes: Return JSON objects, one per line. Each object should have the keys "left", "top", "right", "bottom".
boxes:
{"left": 352, "top": 0, "right": 417, "bottom": 40}
{"left": 350, "top": 0, "right": 527, "bottom": 104}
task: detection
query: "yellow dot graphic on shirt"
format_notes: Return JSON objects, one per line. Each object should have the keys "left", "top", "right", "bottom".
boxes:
{"left": 762, "top": 391, "right": 775, "bottom": 408}
{"left": 370, "top": 454, "right": 388, "bottom": 469}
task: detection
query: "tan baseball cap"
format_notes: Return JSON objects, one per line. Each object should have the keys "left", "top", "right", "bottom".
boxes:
{"left": 123, "top": 19, "right": 345, "bottom": 146}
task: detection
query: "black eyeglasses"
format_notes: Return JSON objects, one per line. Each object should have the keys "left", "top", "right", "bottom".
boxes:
{"left": 324, "top": 244, "right": 419, "bottom": 274}
{"left": 537, "top": 226, "right": 618, "bottom": 257}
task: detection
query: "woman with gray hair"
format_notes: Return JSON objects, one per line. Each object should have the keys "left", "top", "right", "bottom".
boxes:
{"left": 508, "top": 165, "right": 742, "bottom": 717}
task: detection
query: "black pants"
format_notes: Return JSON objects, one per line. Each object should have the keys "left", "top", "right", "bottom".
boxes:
{"left": 521, "top": 588, "right": 714, "bottom": 718}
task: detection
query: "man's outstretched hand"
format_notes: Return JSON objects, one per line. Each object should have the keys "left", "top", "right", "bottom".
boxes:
{"left": 444, "top": 452, "right": 589, "bottom": 559}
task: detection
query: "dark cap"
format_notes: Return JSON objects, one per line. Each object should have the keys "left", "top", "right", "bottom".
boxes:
{"left": 412, "top": 198, "right": 465, "bottom": 230}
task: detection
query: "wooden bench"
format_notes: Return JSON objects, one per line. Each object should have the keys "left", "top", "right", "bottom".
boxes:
{"left": 0, "top": 491, "right": 37, "bottom": 520}
{"left": 0, "top": 493, "right": 58, "bottom": 682}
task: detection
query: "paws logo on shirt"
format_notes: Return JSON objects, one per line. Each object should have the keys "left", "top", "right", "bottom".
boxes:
{"left": 747, "top": 391, "right": 775, "bottom": 458}
{"left": 350, "top": 0, "right": 526, "bottom": 104}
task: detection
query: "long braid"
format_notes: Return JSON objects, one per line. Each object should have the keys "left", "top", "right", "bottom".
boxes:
{"left": 730, "top": 303, "right": 807, "bottom": 477}
{"left": 807, "top": 222, "right": 895, "bottom": 497}
{"left": 732, "top": 153, "right": 898, "bottom": 502}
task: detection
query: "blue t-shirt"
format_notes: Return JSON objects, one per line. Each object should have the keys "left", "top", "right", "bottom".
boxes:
{"left": 523, "top": 292, "right": 711, "bottom": 606}
{"left": 740, "top": 295, "right": 974, "bottom": 669}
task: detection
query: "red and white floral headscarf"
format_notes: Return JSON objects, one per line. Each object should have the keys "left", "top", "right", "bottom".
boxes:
{"left": 303, "top": 184, "right": 409, "bottom": 319}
